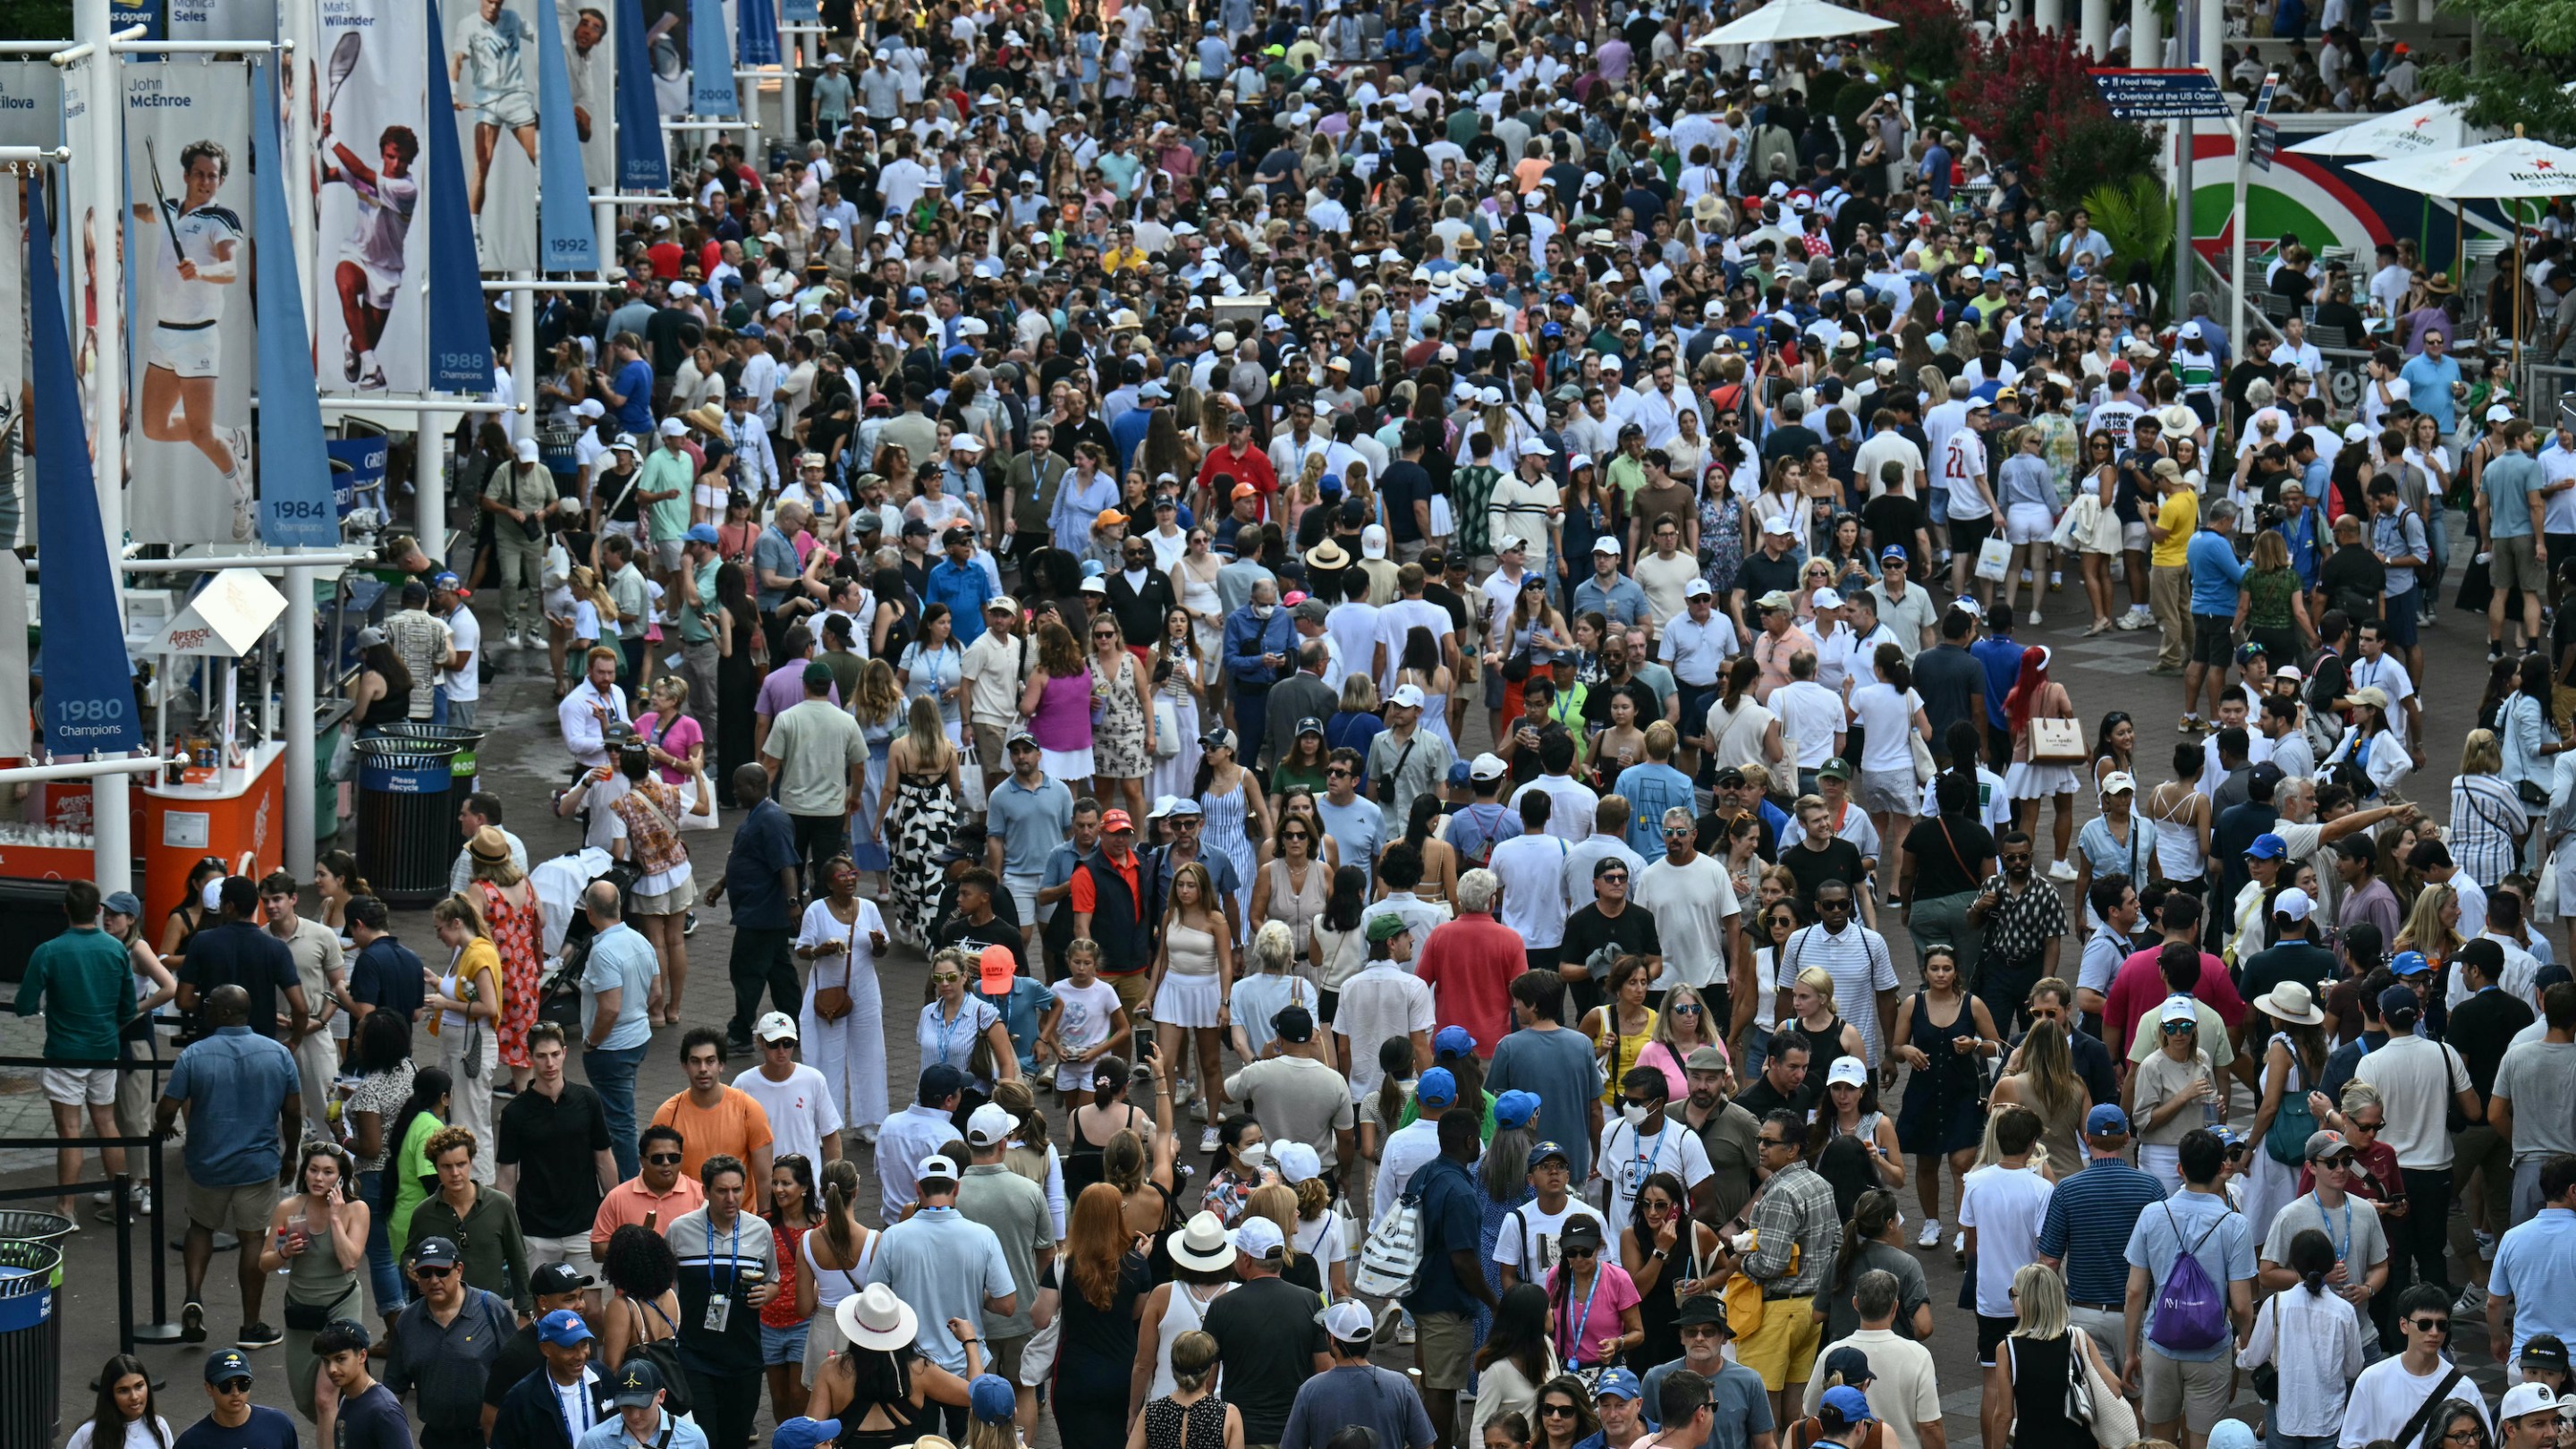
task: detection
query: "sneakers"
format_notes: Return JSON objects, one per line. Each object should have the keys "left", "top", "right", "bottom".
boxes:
{"left": 1198, "top": 1126, "right": 1220, "bottom": 1154}
{"left": 1916, "top": 1217, "right": 1942, "bottom": 1250}
{"left": 1953, "top": 1230, "right": 1968, "bottom": 1266}
{"left": 342, "top": 341, "right": 360, "bottom": 384}
{"left": 2117, "top": 609, "right": 2150, "bottom": 631}
{"left": 2047, "top": 860, "right": 2080, "bottom": 882}
{"left": 221, "top": 426, "right": 256, "bottom": 541}
{"left": 1396, "top": 1317, "right": 1418, "bottom": 1345}
{"left": 683, "top": 910, "right": 699, "bottom": 937}
{"left": 237, "top": 1322, "right": 283, "bottom": 1351}
{"left": 2027, "top": 610, "right": 2043, "bottom": 627}
{"left": 182, "top": 1301, "right": 206, "bottom": 1343}
{"left": 2453, "top": 1283, "right": 2488, "bottom": 1316}
{"left": 2179, "top": 714, "right": 2205, "bottom": 733}
{"left": 2050, "top": 572, "right": 2063, "bottom": 591}
{"left": 2475, "top": 1229, "right": 2497, "bottom": 1263}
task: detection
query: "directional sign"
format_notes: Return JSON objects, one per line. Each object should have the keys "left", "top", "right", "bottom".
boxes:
{"left": 2254, "top": 70, "right": 2282, "bottom": 118}
{"left": 2251, "top": 118, "right": 2280, "bottom": 172}
{"left": 2089, "top": 68, "right": 2235, "bottom": 121}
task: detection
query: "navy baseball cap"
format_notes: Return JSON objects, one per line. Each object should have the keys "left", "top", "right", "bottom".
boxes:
{"left": 2086, "top": 1104, "right": 2131, "bottom": 1135}
{"left": 205, "top": 1350, "right": 255, "bottom": 1385}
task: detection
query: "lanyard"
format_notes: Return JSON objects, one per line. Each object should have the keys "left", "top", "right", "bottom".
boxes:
{"left": 1559, "top": 1262, "right": 1608, "bottom": 1364}
{"left": 2313, "top": 1191, "right": 2351, "bottom": 1268}
{"left": 932, "top": 1000, "right": 972, "bottom": 1064}
{"left": 717, "top": 1213, "right": 741, "bottom": 1298}
{"left": 559, "top": 1375, "right": 597, "bottom": 1445}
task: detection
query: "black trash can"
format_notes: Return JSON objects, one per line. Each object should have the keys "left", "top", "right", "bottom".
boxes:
{"left": 386, "top": 722, "right": 488, "bottom": 818}
{"left": 0, "top": 1236, "right": 62, "bottom": 1449}
{"left": 353, "top": 736, "right": 465, "bottom": 907}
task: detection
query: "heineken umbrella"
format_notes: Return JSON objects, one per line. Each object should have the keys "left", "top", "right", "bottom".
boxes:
{"left": 1690, "top": 0, "right": 1894, "bottom": 47}
{"left": 2286, "top": 98, "right": 2483, "bottom": 158}
{"left": 2349, "top": 135, "right": 2576, "bottom": 199}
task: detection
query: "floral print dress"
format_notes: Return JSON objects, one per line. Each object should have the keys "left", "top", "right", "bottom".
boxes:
{"left": 477, "top": 881, "right": 542, "bottom": 1070}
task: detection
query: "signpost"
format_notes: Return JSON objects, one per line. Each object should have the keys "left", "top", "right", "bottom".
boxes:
{"left": 2087, "top": 68, "right": 2234, "bottom": 121}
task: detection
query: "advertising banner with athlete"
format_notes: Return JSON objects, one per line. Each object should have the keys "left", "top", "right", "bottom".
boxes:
{"left": 557, "top": 0, "right": 614, "bottom": 194}
{"left": 124, "top": 60, "right": 257, "bottom": 546}
{"left": 316, "top": 0, "right": 430, "bottom": 395}
{"left": 441, "top": 0, "right": 543, "bottom": 271}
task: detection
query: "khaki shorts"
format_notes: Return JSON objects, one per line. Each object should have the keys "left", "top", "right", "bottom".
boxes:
{"left": 2491, "top": 533, "right": 2546, "bottom": 594}
{"left": 1732, "top": 1293, "right": 1821, "bottom": 1391}
{"left": 1413, "top": 1309, "right": 1476, "bottom": 1393}
{"left": 523, "top": 1233, "right": 599, "bottom": 1286}
{"left": 1108, "top": 970, "right": 1153, "bottom": 1026}
{"left": 988, "top": 1334, "right": 1027, "bottom": 1385}
{"left": 2141, "top": 1349, "right": 2233, "bottom": 1433}
{"left": 187, "top": 1177, "right": 277, "bottom": 1235}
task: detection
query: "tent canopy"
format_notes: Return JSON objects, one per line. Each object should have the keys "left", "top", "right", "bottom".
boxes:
{"left": 2285, "top": 99, "right": 2484, "bottom": 159}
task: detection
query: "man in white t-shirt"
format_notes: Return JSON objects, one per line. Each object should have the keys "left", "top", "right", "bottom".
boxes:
{"left": 1488, "top": 793, "right": 1573, "bottom": 968}
{"left": 1960, "top": 1102, "right": 2058, "bottom": 1449}
{"left": 1335, "top": 916, "right": 1436, "bottom": 1102}
{"left": 731, "top": 1013, "right": 845, "bottom": 1165}
{"left": 1593, "top": 1066, "right": 1715, "bottom": 1232}
{"left": 1495, "top": 1139, "right": 1605, "bottom": 1288}
{"left": 1635, "top": 806, "right": 1743, "bottom": 996}
{"left": 432, "top": 572, "right": 481, "bottom": 727}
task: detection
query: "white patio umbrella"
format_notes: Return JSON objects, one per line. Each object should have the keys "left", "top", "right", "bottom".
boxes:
{"left": 2349, "top": 134, "right": 2576, "bottom": 198}
{"left": 1689, "top": 0, "right": 1895, "bottom": 47}
{"left": 2285, "top": 98, "right": 2485, "bottom": 159}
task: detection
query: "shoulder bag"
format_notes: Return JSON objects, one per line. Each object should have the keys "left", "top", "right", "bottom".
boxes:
{"left": 623, "top": 1296, "right": 694, "bottom": 1417}
{"left": 2393, "top": 1366, "right": 2468, "bottom": 1449}
{"left": 810, "top": 907, "right": 857, "bottom": 1022}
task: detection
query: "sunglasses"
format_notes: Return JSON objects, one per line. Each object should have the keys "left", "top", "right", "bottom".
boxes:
{"left": 214, "top": 1379, "right": 253, "bottom": 1395}
{"left": 2163, "top": 1021, "right": 2196, "bottom": 1034}
{"left": 413, "top": 1266, "right": 454, "bottom": 1279}
{"left": 1817, "top": 898, "right": 1853, "bottom": 911}
{"left": 2410, "top": 1318, "right": 2453, "bottom": 1334}
{"left": 1671, "top": 1003, "right": 1703, "bottom": 1015}
{"left": 1598, "top": 873, "right": 1628, "bottom": 885}
{"left": 2347, "top": 1120, "right": 2383, "bottom": 1134}
{"left": 1757, "top": 1136, "right": 1791, "bottom": 1148}
{"left": 647, "top": 1153, "right": 684, "bottom": 1165}
{"left": 1540, "top": 1405, "right": 1580, "bottom": 1419}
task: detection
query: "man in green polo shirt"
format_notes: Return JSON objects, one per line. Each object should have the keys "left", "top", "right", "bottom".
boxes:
{"left": 17, "top": 879, "right": 140, "bottom": 1220}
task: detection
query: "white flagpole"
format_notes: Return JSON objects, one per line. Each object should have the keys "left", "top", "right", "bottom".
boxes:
{"left": 78, "top": 0, "right": 131, "bottom": 894}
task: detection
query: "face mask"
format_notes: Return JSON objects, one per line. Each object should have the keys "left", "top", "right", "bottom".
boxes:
{"left": 1238, "top": 1142, "right": 1268, "bottom": 1170}
{"left": 1622, "top": 1104, "right": 1653, "bottom": 1129}
{"left": 1253, "top": 603, "right": 1275, "bottom": 619}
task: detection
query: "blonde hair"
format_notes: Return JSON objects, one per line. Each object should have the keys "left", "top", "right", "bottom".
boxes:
{"left": 2007, "top": 1262, "right": 2070, "bottom": 1340}
{"left": 2462, "top": 728, "right": 2503, "bottom": 776}
{"left": 853, "top": 657, "right": 904, "bottom": 723}
{"left": 433, "top": 892, "right": 490, "bottom": 938}
{"left": 1793, "top": 964, "right": 1837, "bottom": 1006}
{"left": 570, "top": 565, "right": 619, "bottom": 622}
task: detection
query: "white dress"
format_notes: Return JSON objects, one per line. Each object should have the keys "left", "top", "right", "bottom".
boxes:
{"left": 1148, "top": 661, "right": 1204, "bottom": 804}
{"left": 2240, "top": 1034, "right": 2304, "bottom": 1236}
{"left": 797, "top": 897, "right": 890, "bottom": 1138}
{"left": 1178, "top": 562, "right": 1225, "bottom": 668}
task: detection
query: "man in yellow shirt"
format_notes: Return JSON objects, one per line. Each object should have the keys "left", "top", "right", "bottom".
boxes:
{"left": 2145, "top": 458, "right": 2199, "bottom": 675}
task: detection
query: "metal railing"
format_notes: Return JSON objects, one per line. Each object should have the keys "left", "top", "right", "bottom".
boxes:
{"left": 0, "top": 1042, "right": 185, "bottom": 1354}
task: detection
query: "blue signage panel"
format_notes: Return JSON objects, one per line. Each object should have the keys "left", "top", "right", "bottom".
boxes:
{"left": 2089, "top": 69, "right": 2235, "bottom": 122}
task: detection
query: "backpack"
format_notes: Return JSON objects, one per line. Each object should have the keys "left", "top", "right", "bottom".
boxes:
{"left": 2146, "top": 1200, "right": 2233, "bottom": 1352}
{"left": 1353, "top": 1176, "right": 1428, "bottom": 1298}
{"left": 1451, "top": 803, "right": 1513, "bottom": 868}
{"left": 2262, "top": 1034, "right": 2318, "bottom": 1165}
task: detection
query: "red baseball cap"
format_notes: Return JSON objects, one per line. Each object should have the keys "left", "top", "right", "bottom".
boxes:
{"left": 1101, "top": 809, "right": 1135, "bottom": 832}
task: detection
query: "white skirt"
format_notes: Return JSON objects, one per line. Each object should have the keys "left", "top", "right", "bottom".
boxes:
{"left": 1428, "top": 494, "right": 1455, "bottom": 538}
{"left": 1041, "top": 745, "right": 1097, "bottom": 781}
{"left": 2004, "top": 503, "right": 2057, "bottom": 546}
{"left": 1154, "top": 970, "right": 1224, "bottom": 1029}
{"left": 2003, "top": 760, "right": 2084, "bottom": 800}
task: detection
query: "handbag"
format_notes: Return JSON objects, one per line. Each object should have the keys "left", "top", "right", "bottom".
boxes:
{"left": 2030, "top": 716, "right": 2086, "bottom": 763}
{"left": 810, "top": 911, "right": 857, "bottom": 1021}
{"left": 1974, "top": 534, "right": 2012, "bottom": 582}
{"left": 1153, "top": 698, "right": 1182, "bottom": 758}
{"left": 2075, "top": 1327, "right": 2140, "bottom": 1447}
{"left": 1375, "top": 733, "right": 1421, "bottom": 806}
{"left": 1910, "top": 727, "right": 1937, "bottom": 785}
{"left": 2249, "top": 1297, "right": 2282, "bottom": 1402}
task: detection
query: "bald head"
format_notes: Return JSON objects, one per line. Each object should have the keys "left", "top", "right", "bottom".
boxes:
{"left": 583, "top": 880, "right": 624, "bottom": 925}
{"left": 733, "top": 763, "right": 770, "bottom": 803}
{"left": 204, "top": 984, "right": 250, "bottom": 1027}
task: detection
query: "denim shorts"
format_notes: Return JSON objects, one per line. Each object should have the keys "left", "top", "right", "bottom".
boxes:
{"left": 761, "top": 1321, "right": 809, "bottom": 1368}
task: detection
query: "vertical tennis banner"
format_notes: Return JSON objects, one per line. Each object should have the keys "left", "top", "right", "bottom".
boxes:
{"left": 440, "top": 0, "right": 541, "bottom": 271}
{"left": 558, "top": 0, "right": 614, "bottom": 192}
{"left": 125, "top": 59, "right": 256, "bottom": 546}
{"left": 689, "top": 0, "right": 736, "bottom": 117}
{"left": 738, "top": 0, "right": 779, "bottom": 69}
{"left": 251, "top": 59, "right": 337, "bottom": 547}
{"left": 535, "top": 0, "right": 599, "bottom": 273}
{"left": 782, "top": 0, "right": 814, "bottom": 26}
{"left": 613, "top": 0, "right": 668, "bottom": 193}
{"left": 424, "top": 0, "right": 495, "bottom": 393}
{"left": 316, "top": 0, "right": 430, "bottom": 396}
{"left": 26, "top": 182, "right": 146, "bottom": 758}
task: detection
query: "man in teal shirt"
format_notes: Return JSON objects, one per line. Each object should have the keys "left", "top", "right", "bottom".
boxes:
{"left": 675, "top": 523, "right": 724, "bottom": 737}
{"left": 639, "top": 418, "right": 699, "bottom": 582}
{"left": 2482, "top": 418, "right": 2547, "bottom": 660}
{"left": 18, "top": 879, "right": 139, "bottom": 1222}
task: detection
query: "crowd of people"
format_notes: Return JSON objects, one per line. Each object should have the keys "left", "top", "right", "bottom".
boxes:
{"left": 25, "top": 3, "right": 2576, "bottom": 1449}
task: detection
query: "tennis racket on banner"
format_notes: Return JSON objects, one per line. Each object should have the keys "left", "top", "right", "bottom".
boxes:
{"left": 140, "top": 135, "right": 187, "bottom": 265}
{"left": 322, "top": 31, "right": 362, "bottom": 120}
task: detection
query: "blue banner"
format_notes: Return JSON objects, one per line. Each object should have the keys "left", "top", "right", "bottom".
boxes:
{"left": 423, "top": 0, "right": 494, "bottom": 391}
{"left": 689, "top": 0, "right": 735, "bottom": 116}
{"left": 535, "top": 0, "right": 600, "bottom": 272}
{"left": 783, "top": 0, "right": 815, "bottom": 23}
{"left": 612, "top": 0, "right": 667, "bottom": 192}
{"left": 326, "top": 436, "right": 386, "bottom": 518}
{"left": 250, "top": 59, "right": 339, "bottom": 547}
{"left": 738, "top": 0, "right": 779, "bottom": 68}
{"left": 25, "top": 184, "right": 146, "bottom": 758}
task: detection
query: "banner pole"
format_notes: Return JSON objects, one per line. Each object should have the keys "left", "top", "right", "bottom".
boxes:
{"left": 511, "top": 272, "right": 536, "bottom": 444}
{"left": 284, "top": 564, "right": 315, "bottom": 877}
{"left": 80, "top": 0, "right": 132, "bottom": 895}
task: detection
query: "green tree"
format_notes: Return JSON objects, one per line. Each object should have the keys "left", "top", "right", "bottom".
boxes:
{"left": 0, "top": 0, "right": 72, "bottom": 42}
{"left": 2422, "top": 0, "right": 2576, "bottom": 146}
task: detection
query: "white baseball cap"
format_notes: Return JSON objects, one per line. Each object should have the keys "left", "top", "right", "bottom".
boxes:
{"left": 754, "top": 1011, "right": 799, "bottom": 1043}
{"left": 964, "top": 1102, "right": 1020, "bottom": 1146}
{"left": 1390, "top": 683, "right": 1427, "bottom": 708}
{"left": 1826, "top": 1056, "right": 1869, "bottom": 1089}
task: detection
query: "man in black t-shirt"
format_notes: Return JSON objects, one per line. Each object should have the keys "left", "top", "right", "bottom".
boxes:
{"left": 2317, "top": 513, "right": 2387, "bottom": 628}
{"left": 1860, "top": 470, "right": 1932, "bottom": 578}
{"left": 1561, "top": 855, "right": 1665, "bottom": 1020}
{"left": 1780, "top": 797, "right": 1866, "bottom": 910}
{"left": 176, "top": 877, "right": 309, "bottom": 1043}
{"left": 496, "top": 1023, "right": 616, "bottom": 1290}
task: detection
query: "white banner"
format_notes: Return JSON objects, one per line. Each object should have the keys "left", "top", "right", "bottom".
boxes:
{"left": 441, "top": 0, "right": 541, "bottom": 272}
{"left": 0, "top": 63, "right": 64, "bottom": 151}
{"left": 0, "top": 182, "right": 21, "bottom": 550}
{"left": 562, "top": 0, "right": 614, "bottom": 193}
{"left": 316, "top": 0, "right": 429, "bottom": 394}
{"left": 125, "top": 60, "right": 256, "bottom": 545}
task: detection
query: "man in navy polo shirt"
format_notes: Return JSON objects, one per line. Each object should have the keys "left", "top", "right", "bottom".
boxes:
{"left": 2036, "top": 1104, "right": 2168, "bottom": 1352}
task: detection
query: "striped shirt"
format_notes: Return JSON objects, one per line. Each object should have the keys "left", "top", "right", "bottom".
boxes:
{"left": 2036, "top": 1158, "right": 2170, "bottom": 1307}
{"left": 1775, "top": 923, "right": 1899, "bottom": 1068}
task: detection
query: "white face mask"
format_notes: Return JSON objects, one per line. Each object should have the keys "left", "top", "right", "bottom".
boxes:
{"left": 1621, "top": 1104, "right": 1654, "bottom": 1130}
{"left": 1253, "top": 603, "right": 1276, "bottom": 619}
{"left": 1239, "top": 1142, "right": 1268, "bottom": 1170}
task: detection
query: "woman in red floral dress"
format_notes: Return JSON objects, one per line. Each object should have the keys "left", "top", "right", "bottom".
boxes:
{"left": 467, "top": 826, "right": 543, "bottom": 1090}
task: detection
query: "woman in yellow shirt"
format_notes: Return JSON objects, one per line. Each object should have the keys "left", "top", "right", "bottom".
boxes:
{"left": 423, "top": 893, "right": 505, "bottom": 1181}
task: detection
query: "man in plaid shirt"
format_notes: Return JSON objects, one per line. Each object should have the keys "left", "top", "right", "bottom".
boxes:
{"left": 1730, "top": 1107, "right": 1846, "bottom": 1428}
{"left": 1967, "top": 828, "right": 2068, "bottom": 1036}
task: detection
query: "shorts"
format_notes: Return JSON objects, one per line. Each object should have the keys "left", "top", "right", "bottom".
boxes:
{"left": 522, "top": 1233, "right": 599, "bottom": 1286}
{"left": 2190, "top": 614, "right": 2237, "bottom": 670}
{"left": 2004, "top": 504, "right": 2056, "bottom": 547}
{"left": 473, "top": 99, "right": 538, "bottom": 131}
{"left": 345, "top": 258, "right": 401, "bottom": 311}
{"left": 2378, "top": 597, "right": 2420, "bottom": 648}
{"left": 654, "top": 538, "right": 685, "bottom": 574}
{"left": 1731, "top": 1293, "right": 1820, "bottom": 1390}
{"left": 186, "top": 1177, "right": 277, "bottom": 1235}
{"left": 44, "top": 1065, "right": 116, "bottom": 1107}
{"left": 2491, "top": 533, "right": 2546, "bottom": 594}
{"left": 761, "top": 1320, "right": 809, "bottom": 1368}
{"left": 987, "top": 1334, "right": 1027, "bottom": 1385}
{"left": 1858, "top": 768, "right": 1917, "bottom": 817}
{"left": 2140, "top": 1350, "right": 2233, "bottom": 1433}
{"left": 633, "top": 877, "right": 697, "bottom": 917}
{"left": 1412, "top": 1309, "right": 1476, "bottom": 1392}
{"left": 1977, "top": 1312, "right": 2016, "bottom": 1366}
{"left": 2123, "top": 521, "right": 2150, "bottom": 555}
{"left": 148, "top": 320, "right": 221, "bottom": 378}
{"left": 1948, "top": 513, "right": 1992, "bottom": 560}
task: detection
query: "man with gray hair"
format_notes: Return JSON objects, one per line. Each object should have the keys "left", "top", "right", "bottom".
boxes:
{"left": 578, "top": 880, "right": 661, "bottom": 1180}
{"left": 2183, "top": 496, "right": 2246, "bottom": 729}
{"left": 1803, "top": 1270, "right": 1942, "bottom": 1449}
{"left": 1636, "top": 803, "right": 1744, "bottom": 1021}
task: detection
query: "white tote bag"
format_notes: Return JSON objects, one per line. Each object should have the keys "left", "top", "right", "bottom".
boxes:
{"left": 1974, "top": 534, "right": 2013, "bottom": 582}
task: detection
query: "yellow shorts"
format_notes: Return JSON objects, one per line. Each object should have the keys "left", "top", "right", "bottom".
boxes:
{"left": 1730, "top": 1293, "right": 1821, "bottom": 1391}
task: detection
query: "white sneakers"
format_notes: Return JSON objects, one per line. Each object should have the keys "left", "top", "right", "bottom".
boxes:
{"left": 1917, "top": 1217, "right": 1943, "bottom": 1249}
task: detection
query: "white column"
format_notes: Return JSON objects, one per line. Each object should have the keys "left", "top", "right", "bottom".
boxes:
{"left": 2081, "top": 0, "right": 2112, "bottom": 56}
{"left": 418, "top": 426, "right": 445, "bottom": 551}
{"left": 511, "top": 274, "right": 537, "bottom": 444}
{"left": 2035, "top": 0, "right": 2066, "bottom": 34}
{"left": 2199, "top": 0, "right": 2224, "bottom": 72}
{"left": 81, "top": 0, "right": 131, "bottom": 896}
{"left": 284, "top": 564, "right": 315, "bottom": 877}
{"left": 2131, "top": 0, "right": 2162, "bottom": 66}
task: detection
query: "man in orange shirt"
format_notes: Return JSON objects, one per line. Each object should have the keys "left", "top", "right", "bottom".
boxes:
{"left": 648, "top": 1029, "right": 778, "bottom": 1211}
{"left": 589, "top": 1122, "right": 706, "bottom": 1260}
